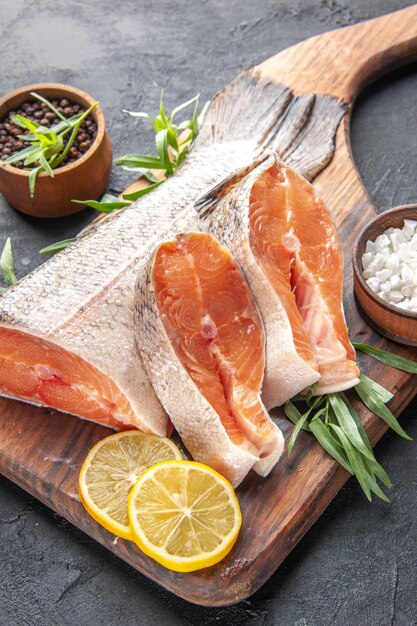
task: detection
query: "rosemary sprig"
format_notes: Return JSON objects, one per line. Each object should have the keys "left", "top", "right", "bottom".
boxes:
{"left": 2, "top": 92, "right": 98, "bottom": 197}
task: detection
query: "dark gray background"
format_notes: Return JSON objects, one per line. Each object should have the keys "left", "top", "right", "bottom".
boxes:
{"left": 0, "top": 1, "right": 416, "bottom": 624}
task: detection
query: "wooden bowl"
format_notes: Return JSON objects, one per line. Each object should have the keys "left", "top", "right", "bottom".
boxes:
{"left": 0, "top": 83, "right": 112, "bottom": 218}
{"left": 353, "top": 204, "right": 417, "bottom": 346}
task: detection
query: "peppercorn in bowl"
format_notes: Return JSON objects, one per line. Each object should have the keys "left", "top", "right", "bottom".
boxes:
{"left": 0, "top": 83, "right": 112, "bottom": 218}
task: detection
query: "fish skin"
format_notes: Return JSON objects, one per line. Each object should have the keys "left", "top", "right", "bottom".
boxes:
{"left": 135, "top": 232, "right": 284, "bottom": 487}
{"left": 0, "top": 143, "right": 259, "bottom": 434}
{"left": 0, "top": 69, "right": 344, "bottom": 431}
{"left": 199, "top": 154, "right": 321, "bottom": 408}
{"left": 0, "top": 324, "right": 138, "bottom": 431}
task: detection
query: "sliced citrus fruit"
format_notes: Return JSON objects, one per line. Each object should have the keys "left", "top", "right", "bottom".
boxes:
{"left": 79, "top": 431, "right": 182, "bottom": 540}
{"left": 128, "top": 460, "right": 242, "bottom": 572}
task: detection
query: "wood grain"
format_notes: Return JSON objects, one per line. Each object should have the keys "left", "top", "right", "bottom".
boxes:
{"left": 258, "top": 3, "right": 417, "bottom": 100}
{"left": 1, "top": 5, "right": 417, "bottom": 606}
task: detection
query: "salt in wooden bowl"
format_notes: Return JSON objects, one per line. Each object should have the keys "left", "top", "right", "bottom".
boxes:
{"left": 353, "top": 204, "right": 417, "bottom": 346}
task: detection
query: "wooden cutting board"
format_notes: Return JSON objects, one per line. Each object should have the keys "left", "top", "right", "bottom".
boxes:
{"left": 1, "top": 6, "right": 417, "bottom": 606}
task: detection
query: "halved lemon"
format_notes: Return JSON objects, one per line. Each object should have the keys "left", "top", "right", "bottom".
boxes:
{"left": 128, "top": 460, "right": 242, "bottom": 572}
{"left": 79, "top": 431, "right": 182, "bottom": 540}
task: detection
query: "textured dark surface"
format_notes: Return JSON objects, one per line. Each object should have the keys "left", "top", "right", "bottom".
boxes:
{"left": 0, "top": 1, "right": 416, "bottom": 624}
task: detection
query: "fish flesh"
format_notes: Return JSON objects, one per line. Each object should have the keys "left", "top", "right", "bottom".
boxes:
{"left": 0, "top": 327, "right": 133, "bottom": 430}
{"left": 278, "top": 162, "right": 360, "bottom": 393}
{"left": 199, "top": 155, "right": 320, "bottom": 407}
{"left": 135, "top": 232, "right": 284, "bottom": 486}
{"left": 249, "top": 158, "right": 360, "bottom": 394}
{"left": 0, "top": 69, "right": 345, "bottom": 431}
{"left": 199, "top": 155, "right": 359, "bottom": 402}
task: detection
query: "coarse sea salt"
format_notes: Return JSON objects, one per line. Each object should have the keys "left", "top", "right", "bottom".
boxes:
{"left": 362, "top": 219, "right": 417, "bottom": 312}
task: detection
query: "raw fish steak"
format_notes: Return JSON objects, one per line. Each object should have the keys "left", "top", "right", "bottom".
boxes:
{"left": 135, "top": 232, "right": 284, "bottom": 486}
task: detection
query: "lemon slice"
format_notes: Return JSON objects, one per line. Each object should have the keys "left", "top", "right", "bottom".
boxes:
{"left": 128, "top": 460, "right": 242, "bottom": 572}
{"left": 79, "top": 431, "right": 182, "bottom": 540}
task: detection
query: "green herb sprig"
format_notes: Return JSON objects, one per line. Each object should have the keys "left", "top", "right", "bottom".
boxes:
{"left": 0, "top": 238, "right": 17, "bottom": 292}
{"left": 117, "top": 91, "right": 209, "bottom": 181}
{"left": 39, "top": 238, "right": 76, "bottom": 255}
{"left": 2, "top": 92, "right": 98, "bottom": 197}
{"left": 285, "top": 346, "right": 415, "bottom": 502}
{"left": 65, "top": 91, "right": 209, "bottom": 221}
{"left": 353, "top": 341, "right": 417, "bottom": 373}
{"left": 285, "top": 387, "right": 392, "bottom": 502}
{"left": 39, "top": 92, "right": 208, "bottom": 255}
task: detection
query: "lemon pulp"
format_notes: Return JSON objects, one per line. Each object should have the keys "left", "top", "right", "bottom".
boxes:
{"left": 79, "top": 431, "right": 182, "bottom": 540}
{"left": 128, "top": 460, "right": 242, "bottom": 571}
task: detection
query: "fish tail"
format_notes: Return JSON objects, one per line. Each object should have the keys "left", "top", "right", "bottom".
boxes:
{"left": 194, "top": 68, "right": 292, "bottom": 149}
{"left": 193, "top": 68, "right": 346, "bottom": 219}
{"left": 274, "top": 94, "right": 346, "bottom": 180}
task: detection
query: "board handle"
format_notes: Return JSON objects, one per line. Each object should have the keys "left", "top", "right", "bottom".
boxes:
{"left": 259, "top": 5, "right": 417, "bottom": 102}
